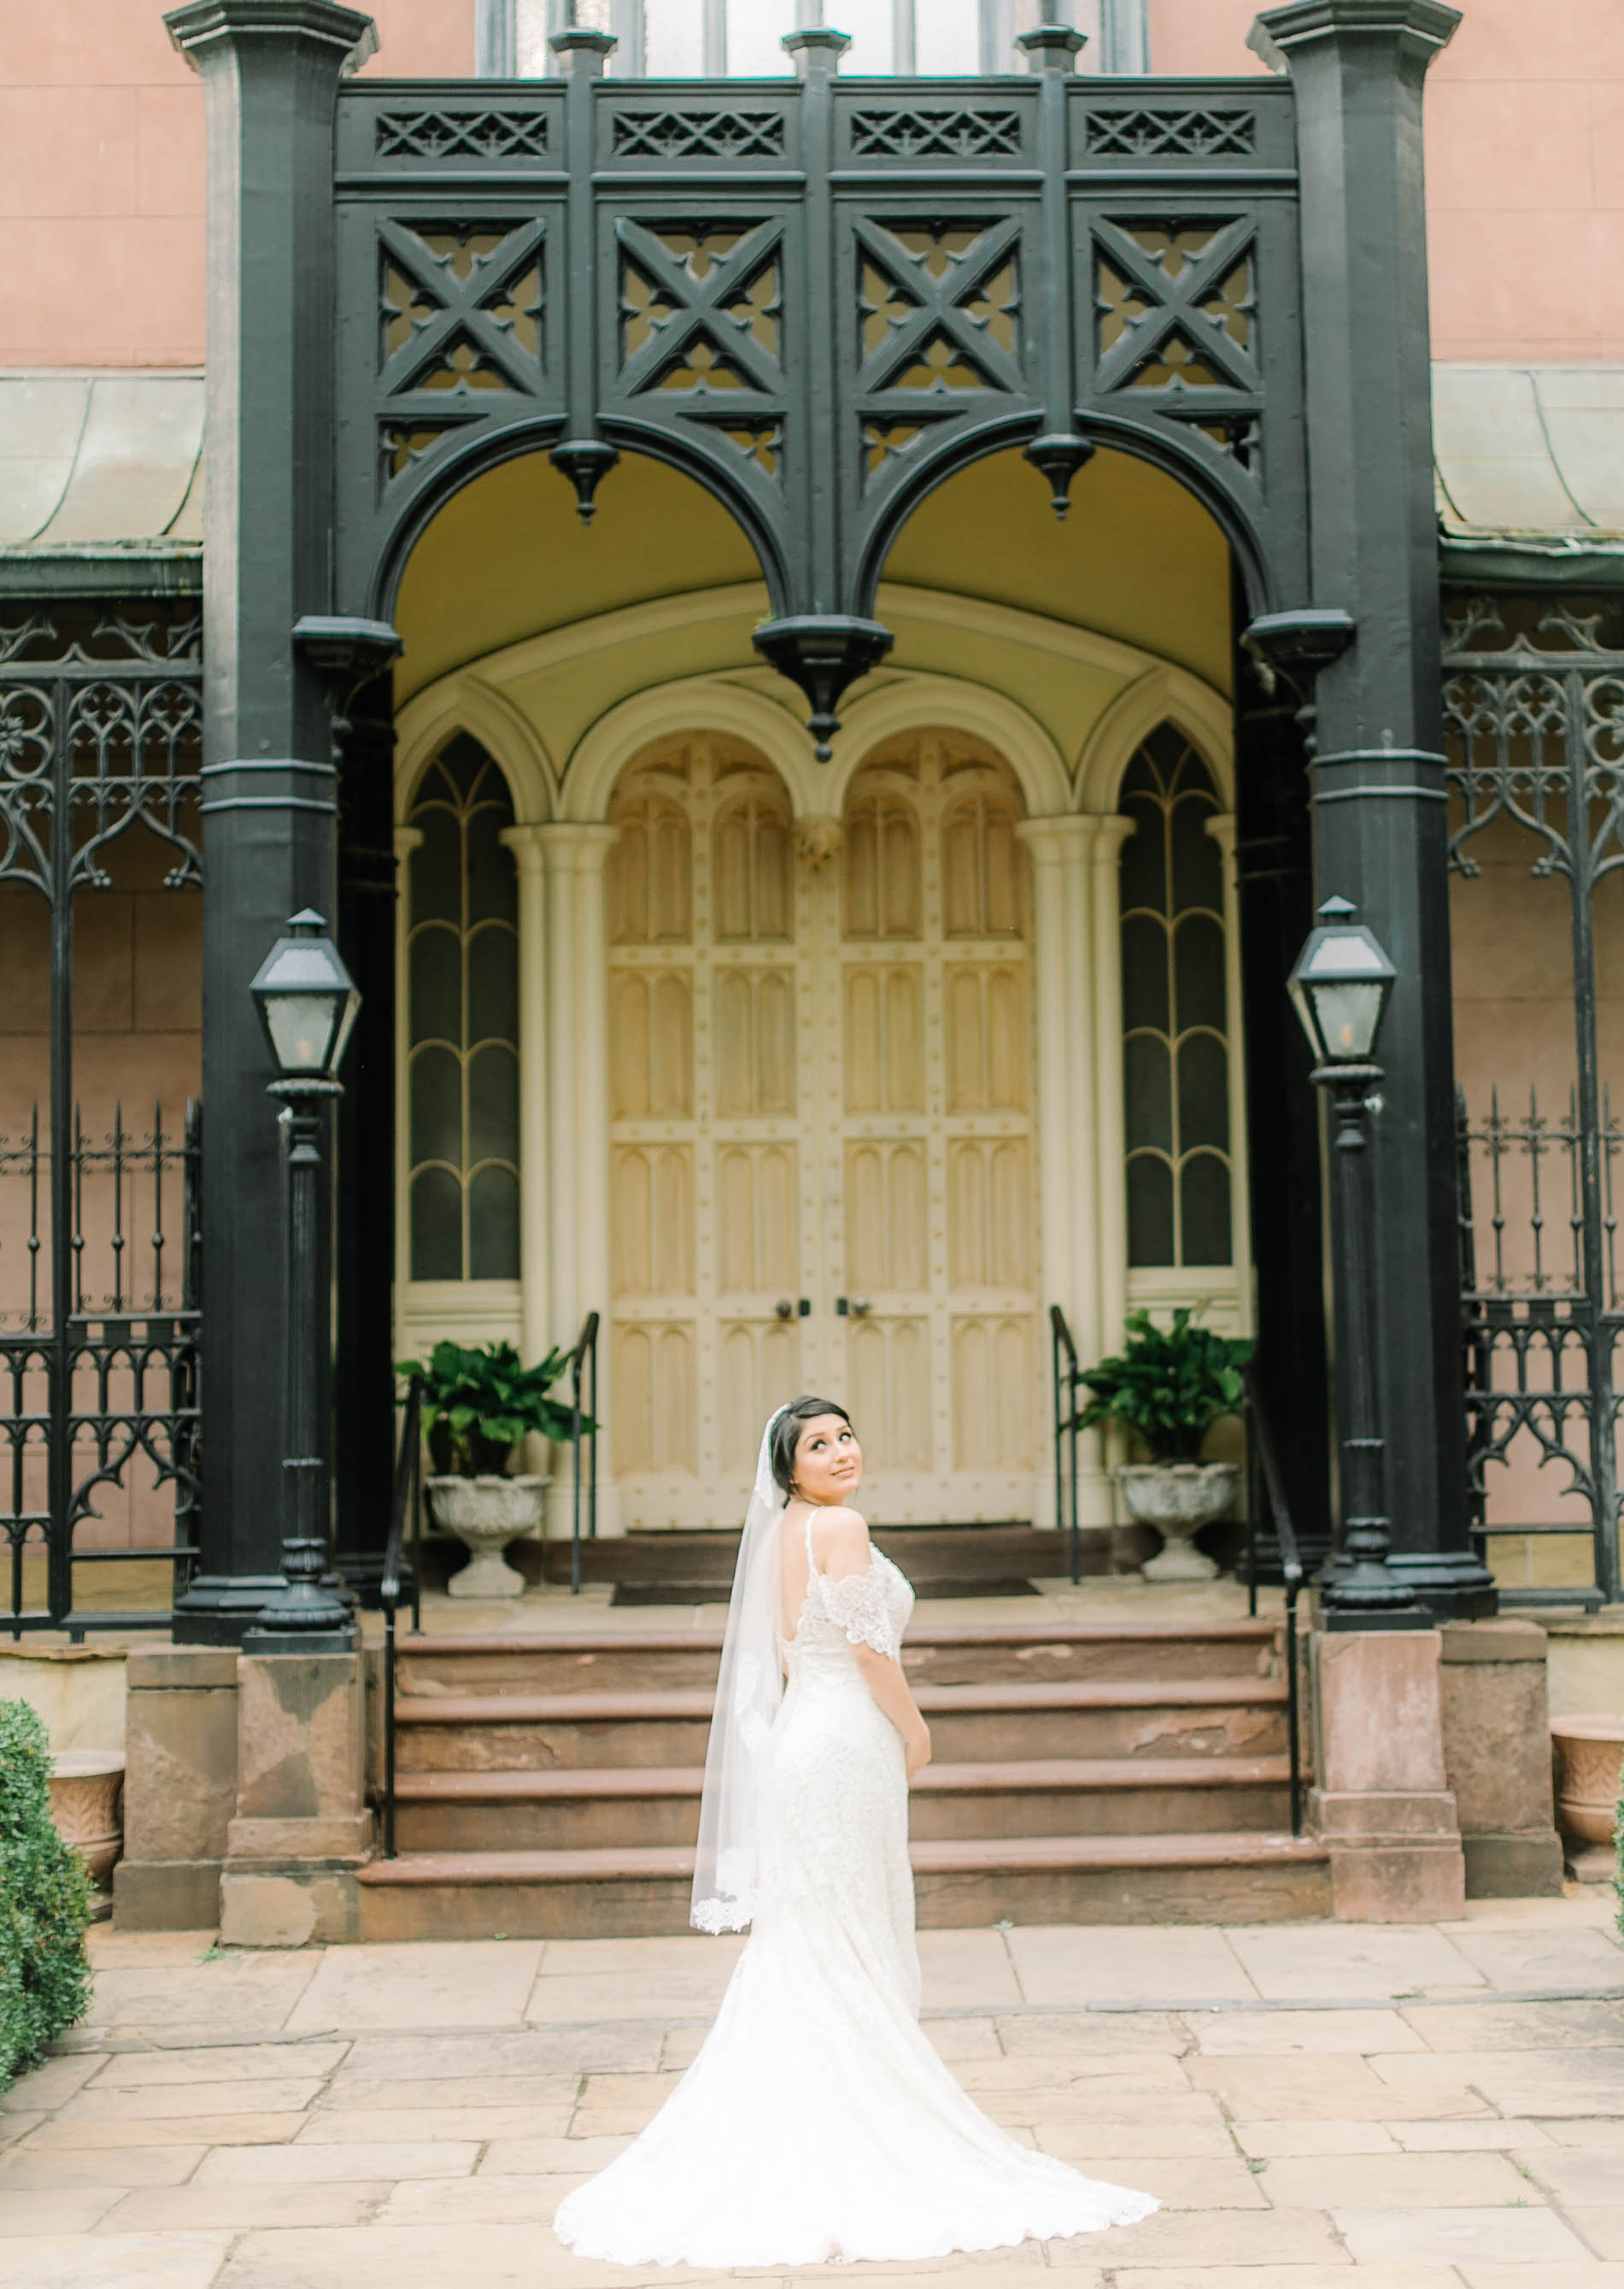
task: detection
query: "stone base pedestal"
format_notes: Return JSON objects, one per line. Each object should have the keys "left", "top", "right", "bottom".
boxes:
{"left": 1439, "top": 1619, "right": 1564, "bottom": 1899}
{"left": 218, "top": 1651, "right": 372, "bottom": 1948}
{"left": 1310, "top": 1629, "right": 1466, "bottom": 1922}
{"left": 113, "top": 1648, "right": 239, "bottom": 1933}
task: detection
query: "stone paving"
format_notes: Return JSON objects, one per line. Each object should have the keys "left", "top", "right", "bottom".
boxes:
{"left": 6, "top": 1896, "right": 1624, "bottom": 2284}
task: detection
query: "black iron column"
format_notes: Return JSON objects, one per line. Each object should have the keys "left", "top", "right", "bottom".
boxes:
{"left": 1232, "top": 594, "right": 1334, "bottom": 1574}
{"left": 301, "top": 622, "right": 404, "bottom": 1604}
{"left": 166, "top": 0, "right": 377, "bottom": 1643}
{"left": 1255, "top": 0, "right": 1493, "bottom": 1617}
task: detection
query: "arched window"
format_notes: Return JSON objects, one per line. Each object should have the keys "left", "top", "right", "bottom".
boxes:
{"left": 485, "top": 0, "right": 1149, "bottom": 78}
{"left": 406, "top": 736, "right": 520, "bottom": 1282}
{"left": 1118, "top": 725, "right": 1232, "bottom": 1269}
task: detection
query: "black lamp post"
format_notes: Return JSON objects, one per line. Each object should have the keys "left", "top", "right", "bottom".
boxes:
{"left": 1288, "top": 896, "right": 1425, "bottom": 1631}
{"left": 244, "top": 910, "right": 361, "bottom": 1653}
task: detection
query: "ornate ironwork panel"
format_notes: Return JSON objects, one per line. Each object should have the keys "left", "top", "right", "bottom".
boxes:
{"left": 0, "top": 603, "right": 203, "bottom": 1637}
{"left": 1445, "top": 596, "right": 1624, "bottom": 1607}
{"left": 332, "top": 66, "right": 1306, "bottom": 629}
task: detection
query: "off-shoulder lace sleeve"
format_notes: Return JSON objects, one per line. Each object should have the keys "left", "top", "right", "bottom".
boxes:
{"left": 816, "top": 1565, "right": 900, "bottom": 1659}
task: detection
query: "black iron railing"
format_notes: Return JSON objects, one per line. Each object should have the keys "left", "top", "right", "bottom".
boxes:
{"left": 566, "top": 1310, "right": 600, "bottom": 1596}
{"left": 3, "top": 1100, "right": 202, "bottom": 1640}
{"left": 1242, "top": 1365, "right": 1305, "bottom": 1838}
{"left": 1049, "top": 1303, "right": 1085, "bottom": 1586}
{"left": 378, "top": 1371, "right": 424, "bottom": 1862}
{"left": 1455, "top": 1082, "right": 1616, "bottom": 1611}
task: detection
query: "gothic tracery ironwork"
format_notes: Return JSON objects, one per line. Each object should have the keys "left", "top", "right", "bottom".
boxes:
{"left": 0, "top": 604, "right": 204, "bottom": 1636}
{"left": 1445, "top": 595, "right": 1624, "bottom": 1606}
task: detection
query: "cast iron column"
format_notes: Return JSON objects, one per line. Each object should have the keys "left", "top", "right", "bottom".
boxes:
{"left": 166, "top": 0, "right": 378, "bottom": 1642}
{"left": 1254, "top": 0, "right": 1493, "bottom": 1617}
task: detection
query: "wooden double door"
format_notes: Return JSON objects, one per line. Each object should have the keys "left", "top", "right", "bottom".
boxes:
{"left": 607, "top": 729, "right": 1040, "bottom": 1528}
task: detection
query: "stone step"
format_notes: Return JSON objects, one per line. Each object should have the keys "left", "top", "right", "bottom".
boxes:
{"left": 535, "top": 1524, "right": 1081, "bottom": 1595}
{"left": 394, "top": 1617, "right": 1281, "bottom": 1698}
{"left": 390, "top": 1678, "right": 1290, "bottom": 1772}
{"left": 388, "top": 1755, "right": 1295, "bottom": 1852}
{"left": 355, "top": 1830, "right": 1331, "bottom": 1940}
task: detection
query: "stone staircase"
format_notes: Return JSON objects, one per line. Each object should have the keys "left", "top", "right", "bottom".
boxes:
{"left": 356, "top": 1617, "right": 1328, "bottom": 1939}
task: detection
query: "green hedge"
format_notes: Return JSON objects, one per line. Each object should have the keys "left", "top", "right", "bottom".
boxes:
{"left": 0, "top": 1699, "right": 91, "bottom": 2091}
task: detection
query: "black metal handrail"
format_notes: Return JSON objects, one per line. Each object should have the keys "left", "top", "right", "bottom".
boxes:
{"left": 1049, "top": 1303, "right": 1084, "bottom": 1586}
{"left": 1243, "top": 1364, "right": 1306, "bottom": 1839}
{"left": 378, "top": 1372, "right": 423, "bottom": 1862}
{"left": 566, "top": 1311, "right": 600, "bottom": 1595}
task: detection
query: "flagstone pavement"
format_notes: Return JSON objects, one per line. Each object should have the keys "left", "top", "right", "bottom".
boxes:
{"left": 7, "top": 1896, "right": 1624, "bottom": 2286}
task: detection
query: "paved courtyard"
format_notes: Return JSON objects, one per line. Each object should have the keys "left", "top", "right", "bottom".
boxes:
{"left": 5, "top": 1898, "right": 1624, "bottom": 2285}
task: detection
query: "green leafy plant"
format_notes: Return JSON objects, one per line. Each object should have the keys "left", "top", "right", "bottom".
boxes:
{"left": 1076, "top": 1307, "right": 1253, "bottom": 1464}
{"left": 0, "top": 1699, "right": 92, "bottom": 2092}
{"left": 397, "top": 1339, "right": 585, "bottom": 1477}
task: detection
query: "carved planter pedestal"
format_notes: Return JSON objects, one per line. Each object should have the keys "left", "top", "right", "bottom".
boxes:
{"left": 1117, "top": 1462, "right": 1237, "bottom": 1582}
{"left": 49, "top": 1750, "right": 126, "bottom": 1913}
{"left": 1551, "top": 1714, "right": 1624, "bottom": 1882}
{"left": 427, "top": 1474, "right": 545, "bottom": 1599}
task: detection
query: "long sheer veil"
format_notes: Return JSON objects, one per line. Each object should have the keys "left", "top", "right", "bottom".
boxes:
{"left": 690, "top": 1406, "right": 789, "bottom": 1934}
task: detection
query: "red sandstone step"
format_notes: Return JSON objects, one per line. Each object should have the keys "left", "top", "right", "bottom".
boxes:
{"left": 387, "top": 1754, "right": 1296, "bottom": 1851}
{"left": 393, "top": 1618, "right": 1281, "bottom": 1693}
{"left": 389, "top": 1754, "right": 1293, "bottom": 1803}
{"left": 391, "top": 1678, "right": 1285, "bottom": 1725}
{"left": 359, "top": 1828, "right": 1325, "bottom": 1888}
{"left": 390, "top": 1678, "right": 1291, "bottom": 1773}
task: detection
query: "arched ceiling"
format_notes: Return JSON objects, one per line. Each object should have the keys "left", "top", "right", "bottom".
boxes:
{"left": 392, "top": 441, "right": 1233, "bottom": 773}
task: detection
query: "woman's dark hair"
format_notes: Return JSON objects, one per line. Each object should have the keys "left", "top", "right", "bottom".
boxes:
{"left": 770, "top": 1397, "right": 853, "bottom": 1499}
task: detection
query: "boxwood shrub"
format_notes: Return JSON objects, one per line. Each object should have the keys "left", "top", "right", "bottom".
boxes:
{"left": 0, "top": 1699, "right": 91, "bottom": 2090}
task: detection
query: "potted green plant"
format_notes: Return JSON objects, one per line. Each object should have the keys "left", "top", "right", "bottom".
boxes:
{"left": 397, "top": 1339, "right": 582, "bottom": 1599}
{"left": 1076, "top": 1307, "right": 1253, "bottom": 1581}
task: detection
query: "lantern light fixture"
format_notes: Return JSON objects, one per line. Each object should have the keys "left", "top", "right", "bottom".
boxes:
{"left": 1287, "top": 895, "right": 1397, "bottom": 1069}
{"left": 249, "top": 909, "right": 360, "bottom": 1083}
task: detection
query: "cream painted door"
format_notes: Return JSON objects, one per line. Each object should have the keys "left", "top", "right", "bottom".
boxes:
{"left": 833, "top": 737, "right": 1040, "bottom": 1523}
{"left": 607, "top": 731, "right": 1040, "bottom": 1528}
{"left": 608, "top": 737, "right": 818, "bottom": 1526}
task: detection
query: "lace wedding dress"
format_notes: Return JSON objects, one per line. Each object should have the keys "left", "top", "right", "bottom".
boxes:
{"left": 553, "top": 1514, "right": 1158, "bottom": 2268}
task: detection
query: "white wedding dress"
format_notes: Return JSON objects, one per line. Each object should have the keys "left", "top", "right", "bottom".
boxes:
{"left": 553, "top": 1517, "right": 1158, "bottom": 2268}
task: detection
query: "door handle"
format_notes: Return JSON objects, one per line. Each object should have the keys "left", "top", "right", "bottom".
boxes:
{"left": 775, "top": 1298, "right": 812, "bottom": 1319}
{"left": 835, "top": 1296, "right": 873, "bottom": 1317}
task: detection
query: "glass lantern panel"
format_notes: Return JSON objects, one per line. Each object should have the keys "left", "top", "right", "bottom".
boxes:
{"left": 264, "top": 993, "right": 339, "bottom": 1075}
{"left": 1310, "top": 977, "right": 1386, "bottom": 1061}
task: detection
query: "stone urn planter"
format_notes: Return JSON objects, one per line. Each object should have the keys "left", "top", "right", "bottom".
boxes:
{"left": 48, "top": 1750, "right": 126, "bottom": 1895}
{"left": 427, "top": 1473, "right": 545, "bottom": 1598}
{"left": 1117, "top": 1461, "right": 1239, "bottom": 1582}
{"left": 1551, "top": 1713, "right": 1624, "bottom": 1881}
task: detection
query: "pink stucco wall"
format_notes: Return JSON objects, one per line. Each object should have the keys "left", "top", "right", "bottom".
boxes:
{"left": 0, "top": 3, "right": 1617, "bottom": 367}
{"left": 0, "top": 0, "right": 475, "bottom": 367}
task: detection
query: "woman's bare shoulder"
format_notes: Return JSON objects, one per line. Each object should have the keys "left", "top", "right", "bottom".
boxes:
{"left": 811, "top": 1505, "right": 872, "bottom": 1568}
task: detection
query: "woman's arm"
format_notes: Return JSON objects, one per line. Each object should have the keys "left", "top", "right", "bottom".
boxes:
{"left": 816, "top": 1509, "right": 932, "bottom": 1777}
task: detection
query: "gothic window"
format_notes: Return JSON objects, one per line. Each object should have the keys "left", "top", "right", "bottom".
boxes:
{"left": 1118, "top": 725, "right": 1232, "bottom": 1269}
{"left": 490, "top": 0, "right": 1148, "bottom": 77}
{"left": 406, "top": 735, "right": 521, "bottom": 1282}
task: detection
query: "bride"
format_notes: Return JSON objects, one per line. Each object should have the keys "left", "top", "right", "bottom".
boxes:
{"left": 554, "top": 1396, "right": 1158, "bottom": 2268}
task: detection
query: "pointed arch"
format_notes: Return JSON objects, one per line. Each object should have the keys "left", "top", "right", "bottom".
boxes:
{"left": 1076, "top": 664, "right": 1234, "bottom": 814}
{"left": 394, "top": 670, "right": 558, "bottom": 825}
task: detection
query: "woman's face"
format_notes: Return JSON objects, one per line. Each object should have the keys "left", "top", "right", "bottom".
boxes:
{"left": 792, "top": 1413, "right": 863, "bottom": 1505}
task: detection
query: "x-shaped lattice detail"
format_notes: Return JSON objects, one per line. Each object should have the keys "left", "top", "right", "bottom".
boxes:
{"left": 1091, "top": 214, "right": 1258, "bottom": 397}
{"left": 615, "top": 218, "right": 784, "bottom": 401}
{"left": 853, "top": 215, "right": 1024, "bottom": 403}
{"left": 377, "top": 217, "right": 546, "bottom": 397}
